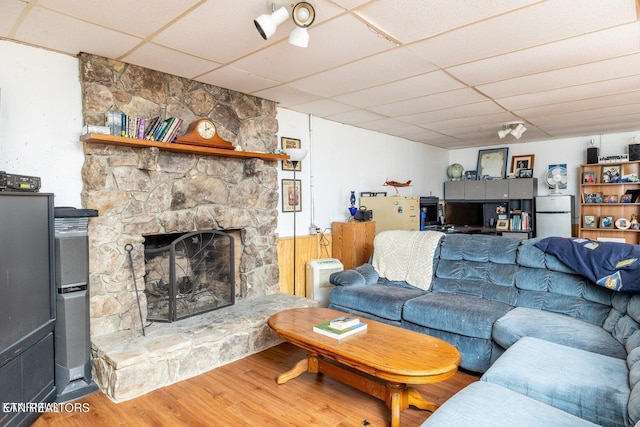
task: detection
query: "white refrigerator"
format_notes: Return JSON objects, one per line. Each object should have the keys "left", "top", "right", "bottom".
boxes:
{"left": 535, "top": 195, "right": 574, "bottom": 238}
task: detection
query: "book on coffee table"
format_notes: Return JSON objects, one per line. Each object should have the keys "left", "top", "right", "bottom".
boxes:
{"left": 329, "top": 316, "right": 360, "bottom": 330}
{"left": 313, "top": 320, "right": 367, "bottom": 339}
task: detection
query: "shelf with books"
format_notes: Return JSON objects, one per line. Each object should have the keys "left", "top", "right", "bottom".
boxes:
{"left": 80, "top": 133, "right": 290, "bottom": 161}
{"left": 579, "top": 160, "right": 640, "bottom": 244}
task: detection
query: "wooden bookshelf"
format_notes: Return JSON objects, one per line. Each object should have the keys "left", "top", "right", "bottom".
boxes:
{"left": 579, "top": 160, "right": 640, "bottom": 244}
{"left": 80, "top": 133, "right": 290, "bottom": 161}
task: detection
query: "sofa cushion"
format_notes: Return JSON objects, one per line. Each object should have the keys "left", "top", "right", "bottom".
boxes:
{"left": 403, "top": 293, "right": 513, "bottom": 340}
{"left": 329, "top": 263, "right": 379, "bottom": 286}
{"left": 493, "top": 306, "right": 627, "bottom": 359}
{"left": 421, "top": 381, "right": 600, "bottom": 427}
{"left": 328, "top": 284, "right": 425, "bottom": 322}
{"left": 482, "top": 337, "right": 630, "bottom": 427}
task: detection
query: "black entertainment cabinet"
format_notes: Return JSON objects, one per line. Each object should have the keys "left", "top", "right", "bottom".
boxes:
{"left": 0, "top": 193, "right": 56, "bottom": 427}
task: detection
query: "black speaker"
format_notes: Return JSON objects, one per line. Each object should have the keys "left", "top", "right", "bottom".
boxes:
{"left": 630, "top": 144, "right": 640, "bottom": 161}
{"left": 587, "top": 147, "right": 599, "bottom": 164}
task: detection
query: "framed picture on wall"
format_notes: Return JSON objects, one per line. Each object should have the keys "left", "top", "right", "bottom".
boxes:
{"left": 477, "top": 147, "right": 508, "bottom": 179}
{"left": 281, "top": 137, "right": 301, "bottom": 171}
{"left": 282, "top": 179, "right": 301, "bottom": 213}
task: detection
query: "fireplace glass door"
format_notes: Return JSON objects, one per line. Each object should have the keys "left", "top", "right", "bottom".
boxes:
{"left": 144, "top": 230, "right": 235, "bottom": 322}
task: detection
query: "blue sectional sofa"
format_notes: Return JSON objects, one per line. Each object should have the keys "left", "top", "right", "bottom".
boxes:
{"left": 328, "top": 231, "right": 640, "bottom": 427}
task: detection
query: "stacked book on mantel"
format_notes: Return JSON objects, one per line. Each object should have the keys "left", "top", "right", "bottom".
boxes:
{"left": 313, "top": 316, "right": 367, "bottom": 339}
{"left": 104, "top": 111, "right": 183, "bottom": 143}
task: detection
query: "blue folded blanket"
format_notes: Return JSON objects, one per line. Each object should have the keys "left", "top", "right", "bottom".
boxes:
{"left": 534, "top": 237, "right": 640, "bottom": 292}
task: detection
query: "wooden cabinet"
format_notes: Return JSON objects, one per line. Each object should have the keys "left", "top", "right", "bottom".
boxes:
{"left": 579, "top": 161, "right": 640, "bottom": 244}
{"left": 332, "top": 221, "right": 375, "bottom": 269}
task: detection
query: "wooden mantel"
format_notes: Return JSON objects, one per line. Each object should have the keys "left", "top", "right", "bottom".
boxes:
{"left": 81, "top": 133, "right": 290, "bottom": 161}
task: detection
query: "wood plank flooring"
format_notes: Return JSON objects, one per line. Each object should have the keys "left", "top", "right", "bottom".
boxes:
{"left": 33, "top": 343, "right": 478, "bottom": 427}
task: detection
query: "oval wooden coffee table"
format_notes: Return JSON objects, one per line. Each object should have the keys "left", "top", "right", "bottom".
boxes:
{"left": 268, "top": 307, "right": 461, "bottom": 427}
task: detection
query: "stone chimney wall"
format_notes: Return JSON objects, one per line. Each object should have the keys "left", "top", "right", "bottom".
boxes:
{"left": 78, "top": 53, "right": 282, "bottom": 336}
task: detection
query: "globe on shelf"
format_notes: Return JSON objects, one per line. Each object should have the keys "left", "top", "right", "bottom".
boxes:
{"left": 447, "top": 164, "right": 464, "bottom": 181}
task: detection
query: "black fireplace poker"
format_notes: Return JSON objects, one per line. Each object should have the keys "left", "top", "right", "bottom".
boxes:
{"left": 125, "top": 243, "right": 146, "bottom": 337}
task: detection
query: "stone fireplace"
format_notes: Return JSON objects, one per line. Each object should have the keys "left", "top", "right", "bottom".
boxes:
{"left": 78, "top": 54, "right": 317, "bottom": 401}
{"left": 79, "top": 53, "right": 283, "bottom": 336}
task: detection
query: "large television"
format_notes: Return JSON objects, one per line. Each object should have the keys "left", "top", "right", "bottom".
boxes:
{"left": 445, "top": 202, "right": 484, "bottom": 228}
{"left": 0, "top": 193, "right": 55, "bottom": 362}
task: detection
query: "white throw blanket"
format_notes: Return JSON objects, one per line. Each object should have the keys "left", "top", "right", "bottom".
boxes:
{"left": 371, "top": 230, "right": 444, "bottom": 290}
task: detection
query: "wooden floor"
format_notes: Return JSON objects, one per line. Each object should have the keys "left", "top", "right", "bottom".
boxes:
{"left": 33, "top": 343, "right": 478, "bottom": 427}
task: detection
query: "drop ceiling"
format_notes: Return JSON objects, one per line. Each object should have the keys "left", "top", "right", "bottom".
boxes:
{"left": 2, "top": 0, "right": 640, "bottom": 149}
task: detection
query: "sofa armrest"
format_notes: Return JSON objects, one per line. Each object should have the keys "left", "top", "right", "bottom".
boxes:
{"left": 329, "top": 263, "right": 379, "bottom": 286}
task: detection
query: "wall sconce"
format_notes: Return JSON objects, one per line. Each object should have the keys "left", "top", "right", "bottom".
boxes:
{"left": 255, "top": 1, "right": 316, "bottom": 48}
{"left": 498, "top": 122, "right": 527, "bottom": 140}
{"left": 254, "top": 6, "right": 290, "bottom": 40}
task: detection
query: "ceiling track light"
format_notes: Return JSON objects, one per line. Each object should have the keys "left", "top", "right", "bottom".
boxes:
{"left": 254, "top": 1, "right": 316, "bottom": 48}
{"left": 498, "top": 122, "right": 527, "bottom": 140}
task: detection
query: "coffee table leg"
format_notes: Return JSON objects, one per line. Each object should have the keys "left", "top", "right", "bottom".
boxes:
{"left": 276, "top": 358, "right": 309, "bottom": 384}
{"left": 407, "top": 389, "right": 438, "bottom": 412}
{"left": 387, "top": 383, "right": 405, "bottom": 427}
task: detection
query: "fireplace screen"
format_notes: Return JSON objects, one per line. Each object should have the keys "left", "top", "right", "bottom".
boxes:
{"left": 143, "top": 230, "right": 235, "bottom": 322}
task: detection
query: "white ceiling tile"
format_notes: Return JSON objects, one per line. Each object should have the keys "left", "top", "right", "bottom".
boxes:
{"left": 37, "top": 0, "right": 200, "bottom": 38}
{"left": 512, "top": 91, "right": 640, "bottom": 118}
{"left": 354, "top": 0, "right": 539, "bottom": 44}
{"left": 409, "top": 0, "right": 638, "bottom": 68}
{"left": 399, "top": 101, "right": 507, "bottom": 125}
{"left": 289, "top": 98, "right": 356, "bottom": 117}
{"left": 197, "top": 65, "right": 281, "bottom": 95}
{"left": 15, "top": 6, "right": 141, "bottom": 58}
{"left": 325, "top": 109, "right": 386, "bottom": 124}
{"left": 254, "top": 86, "right": 322, "bottom": 107}
{"left": 498, "top": 75, "right": 640, "bottom": 111}
{"left": 152, "top": 1, "right": 272, "bottom": 64}
{"left": 288, "top": 47, "right": 437, "bottom": 97}
{"left": 334, "top": 71, "right": 467, "bottom": 107}
{"left": 123, "top": 43, "right": 221, "bottom": 80}
{"left": 479, "top": 53, "right": 640, "bottom": 99}
{"left": 369, "top": 88, "right": 489, "bottom": 117}
{"left": 0, "top": 0, "right": 26, "bottom": 37}
{"left": 448, "top": 23, "right": 640, "bottom": 86}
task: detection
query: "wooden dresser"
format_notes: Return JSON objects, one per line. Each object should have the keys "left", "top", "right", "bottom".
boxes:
{"left": 331, "top": 221, "right": 375, "bottom": 269}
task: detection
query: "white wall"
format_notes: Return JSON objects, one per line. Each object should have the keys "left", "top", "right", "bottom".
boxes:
{"left": 0, "top": 41, "right": 83, "bottom": 207}
{"left": 276, "top": 109, "right": 449, "bottom": 236}
{"left": 448, "top": 132, "right": 638, "bottom": 223}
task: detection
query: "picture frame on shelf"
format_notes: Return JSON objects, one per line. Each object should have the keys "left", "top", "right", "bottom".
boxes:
{"left": 593, "top": 192, "right": 603, "bottom": 203}
{"left": 583, "top": 215, "right": 596, "bottom": 228}
{"left": 511, "top": 154, "right": 535, "bottom": 175}
{"left": 477, "top": 147, "right": 508, "bottom": 179}
{"left": 496, "top": 219, "right": 509, "bottom": 231}
{"left": 583, "top": 171, "right": 596, "bottom": 183}
{"left": 623, "top": 189, "right": 640, "bottom": 203}
{"left": 281, "top": 137, "right": 301, "bottom": 171}
{"left": 601, "top": 165, "right": 621, "bottom": 183}
{"left": 583, "top": 192, "right": 594, "bottom": 203}
{"left": 281, "top": 179, "right": 301, "bottom": 213}
{"left": 599, "top": 215, "right": 615, "bottom": 228}
{"left": 605, "top": 194, "right": 619, "bottom": 203}
{"left": 621, "top": 193, "right": 634, "bottom": 203}
{"left": 518, "top": 168, "right": 533, "bottom": 178}
{"left": 464, "top": 170, "right": 477, "bottom": 181}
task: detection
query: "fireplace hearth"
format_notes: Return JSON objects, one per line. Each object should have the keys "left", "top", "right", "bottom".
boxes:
{"left": 144, "top": 230, "right": 235, "bottom": 322}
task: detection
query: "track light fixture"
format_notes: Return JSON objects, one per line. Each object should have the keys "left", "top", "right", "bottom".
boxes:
{"left": 254, "top": 1, "right": 316, "bottom": 48}
{"left": 498, "top": 122, "right": 527, "bottom": 140}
